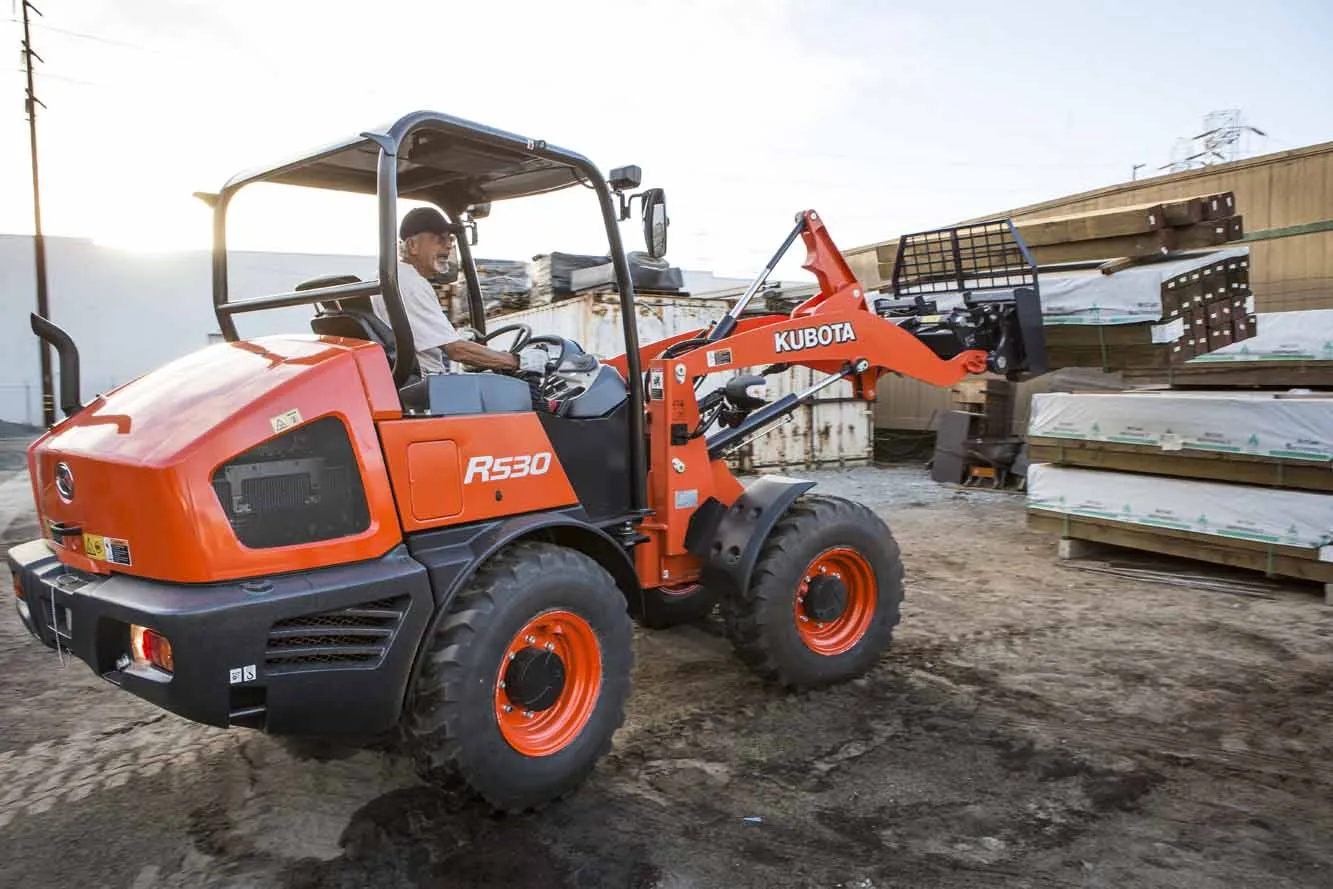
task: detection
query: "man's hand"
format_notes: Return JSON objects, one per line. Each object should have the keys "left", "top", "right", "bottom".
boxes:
{"left": 516, "top": 347, "right": 549, "bottom": 375}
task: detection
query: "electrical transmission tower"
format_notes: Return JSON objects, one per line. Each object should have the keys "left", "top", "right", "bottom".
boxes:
{"left": 1161, "top": 109, "right": 1267, "bottom": 173}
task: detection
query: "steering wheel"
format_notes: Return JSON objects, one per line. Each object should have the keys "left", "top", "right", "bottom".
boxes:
{"left": 523, "top": 334, "right": 570, "bottom": 369}
{"left": 475, "top": 323, "right": 532, "bottom": 353}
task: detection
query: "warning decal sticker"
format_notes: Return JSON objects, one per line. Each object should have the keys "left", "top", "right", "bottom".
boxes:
{"left": 83, "top": 533, "right": 133, "bottom": 567}
{"left": 706, "top": 349, "right": 732, "bottom": 368}
{"left": 271, "top": 409, "right": 303, "bottom": 434}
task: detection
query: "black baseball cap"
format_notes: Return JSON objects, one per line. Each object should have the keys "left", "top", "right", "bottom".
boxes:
{"left": 399, "top": 207, "right": 451, "bottom": 240}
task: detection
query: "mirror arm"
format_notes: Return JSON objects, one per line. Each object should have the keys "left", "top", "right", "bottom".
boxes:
{"left": 617, "top": 190, "right": 644, "bottom": 222}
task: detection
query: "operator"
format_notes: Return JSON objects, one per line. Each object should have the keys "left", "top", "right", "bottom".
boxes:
{"left": 376, "top": 206, "right": 546, "bottom": 376}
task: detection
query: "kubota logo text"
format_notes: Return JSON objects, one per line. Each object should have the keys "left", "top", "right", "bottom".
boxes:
{"left": 464, "top": 452, "right": 553, "bottom": 484}
{"left": 773, "top": 322, "right": 857, "bottom": 353}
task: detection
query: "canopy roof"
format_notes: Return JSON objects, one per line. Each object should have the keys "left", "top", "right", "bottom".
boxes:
{"left": 218, "top": 110, "right": 592, "bottom": 210}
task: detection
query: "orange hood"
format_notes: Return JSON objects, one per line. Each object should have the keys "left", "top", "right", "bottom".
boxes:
{"left": 29, "top": 335, "right": 403, "bottom": 583}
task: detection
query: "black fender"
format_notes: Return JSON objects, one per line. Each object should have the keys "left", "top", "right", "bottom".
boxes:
{"left": 685, "top": 475, "right": 816, "bottom": 601}
{"left": 401, "top": 507, "right": 639, "bottom": 694}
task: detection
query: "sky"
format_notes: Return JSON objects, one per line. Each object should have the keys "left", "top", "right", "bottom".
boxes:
{"left": 2, "top": 0, "right": 1332, "bottom": 281}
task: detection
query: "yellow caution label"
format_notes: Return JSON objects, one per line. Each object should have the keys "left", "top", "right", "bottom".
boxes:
{"left": 82, "top": 533, "right": 106, "bottom": 561}
{"left": 82, "top": 533, "right": 133, "bottom": 566}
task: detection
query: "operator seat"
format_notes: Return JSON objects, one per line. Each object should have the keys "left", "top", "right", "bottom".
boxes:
{"left": 302, "top": 275, "right": 421, "bottom": 383}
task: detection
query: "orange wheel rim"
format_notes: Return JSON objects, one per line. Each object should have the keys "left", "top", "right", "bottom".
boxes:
{"left": 794, "top": 547, "right": 876, "bottom": 656}
{"left": 495, "top": 610, "right": 602, "bottom": 757}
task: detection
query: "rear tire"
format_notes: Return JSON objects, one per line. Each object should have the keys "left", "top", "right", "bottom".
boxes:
{"left": 404, "top": 542, "right": 632, "bottom": 811}
{"left": 721, "top": 494, "right": 903, "bottom": 688}
{"left": 637, "top": 581, "right": 719, "bottom": 629}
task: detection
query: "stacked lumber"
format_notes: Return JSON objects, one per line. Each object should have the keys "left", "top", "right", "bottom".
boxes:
{"left": 1042, "top": 250, "right": 1257, "bottom": 371}
{"left": 871, "top": 192, "right": 1242, "bottom": 285}
{"left": 1025, "top": 391, "right": 1333, "bottom": 592}
{"left": 1122, "top": 308, "right": 1333, "bottom": 388}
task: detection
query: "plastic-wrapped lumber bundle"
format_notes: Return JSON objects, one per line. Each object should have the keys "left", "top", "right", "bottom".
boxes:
{"left": 454, "top": 258, "right": 533, "bottom": 320}
{"left": 531, "top": 252, "right": 614, "bottom": 305}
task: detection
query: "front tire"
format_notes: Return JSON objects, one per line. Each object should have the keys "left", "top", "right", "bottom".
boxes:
{"left": 721, "top": 495, "right": 903, "bottom": 688}
{"left": 404, "top": 542, "right": 632, "bottom": 811}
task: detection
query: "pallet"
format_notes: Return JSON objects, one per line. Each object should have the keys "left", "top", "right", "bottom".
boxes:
{"left": 1028, "top": 438, "right": 1333, "bottom": 492}
{"left": 1027, "top": 511, "right": 1333, "bottom": 594}
{"left": 1122, "top": 360, "right": 1333, "bottom": 388}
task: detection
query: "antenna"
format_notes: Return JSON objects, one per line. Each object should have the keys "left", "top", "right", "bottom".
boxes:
{"left": 21, "top": 0, "right": 54, "bottom": 427}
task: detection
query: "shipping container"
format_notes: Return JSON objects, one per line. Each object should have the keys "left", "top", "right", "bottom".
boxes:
{"left": 490, "top": 293, "right": 872, "bottom": 471}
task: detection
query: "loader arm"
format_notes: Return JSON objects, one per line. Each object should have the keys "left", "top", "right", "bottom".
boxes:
{"left": 624, "top": 210, "right": 1045, "bottom": 593}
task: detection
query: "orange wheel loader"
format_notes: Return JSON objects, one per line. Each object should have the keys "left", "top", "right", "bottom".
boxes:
{"left": 8, "top": 111, "right": 1046, "bottom": 811}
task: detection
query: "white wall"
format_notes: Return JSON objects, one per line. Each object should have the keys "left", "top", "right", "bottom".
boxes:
{"left": 0, "top": 234, "right": 749, "bottom": 426}
{"left": 1, "top": 235, "right": 375, "bottom": 424}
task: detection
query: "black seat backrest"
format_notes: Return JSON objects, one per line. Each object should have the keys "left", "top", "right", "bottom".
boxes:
{"left": 302, "top": 275, "right": 419, "bottom": 380}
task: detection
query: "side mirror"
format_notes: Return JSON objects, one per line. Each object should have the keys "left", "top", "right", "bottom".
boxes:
{"left": 642, "top": 188, "right": 668, "bottom": 259}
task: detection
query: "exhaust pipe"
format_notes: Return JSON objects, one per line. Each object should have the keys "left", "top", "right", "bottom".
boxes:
{"left": 30, "top": 313, "right": 83, "bottom": 419}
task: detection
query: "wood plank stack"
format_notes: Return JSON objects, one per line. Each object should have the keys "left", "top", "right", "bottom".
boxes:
{"left": 1043, "top": 252, "right": 1257, "bottom": 371}
{"left": 1121, "top": 309, "right": 1333, "bottom": 388}
{"left": 1025, "top": 390, "right": 1333, "bottom": 593}
{"left": 872, "top": 192, "right": 1243, "bottom": 285}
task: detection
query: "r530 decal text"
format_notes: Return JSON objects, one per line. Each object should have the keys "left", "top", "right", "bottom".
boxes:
{"left": 464, "top": 452, "right": 553, "bottom": 484}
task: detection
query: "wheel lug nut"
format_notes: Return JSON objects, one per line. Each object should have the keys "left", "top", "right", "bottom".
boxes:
{"left": 498, "top": 680, "right": 506, "bottom": 689}
{"left": 508, "top": 652, "right": 516, "bottom": 660}
{"left": 525, "top": 635, "right": 536, "bottom": 644}
{"left": 545, "top": 642, "right": 555, "bottom": 651}
{"left": 503, "top": 704, "right": 512, "bottom": 713}
{"left": 819, "top": 566, "right": 828, "bottom": 573}
{"left": 524, "top": 710, "right": 534, "bottom": 719}
{"left": 799, "top": 615, "right": 809, "bottom": 622}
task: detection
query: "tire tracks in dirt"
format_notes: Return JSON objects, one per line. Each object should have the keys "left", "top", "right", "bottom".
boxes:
{"left": 0, "top": 717, "right": 236, "bottom": 830}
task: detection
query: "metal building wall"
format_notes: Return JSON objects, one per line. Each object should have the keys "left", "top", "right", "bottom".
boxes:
{"left": 966, "top": 141, "right": 1333, "bottom": 314}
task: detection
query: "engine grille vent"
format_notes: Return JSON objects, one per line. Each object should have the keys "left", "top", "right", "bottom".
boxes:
{"left": 212, "top": 416, "right": 370, "bottom": 550}
{"left": 265, "top": 596, "right": 408, "bottom": 673}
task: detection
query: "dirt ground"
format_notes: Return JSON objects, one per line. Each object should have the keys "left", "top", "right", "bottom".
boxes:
{"left": 3, "top": 460, "right": 1333, "bottom": 889}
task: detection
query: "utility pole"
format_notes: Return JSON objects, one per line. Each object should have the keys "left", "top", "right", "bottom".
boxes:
{"left": 21, "top": 0, "right": 54, "bottom": 427}
{"left": 1132, "top": 163, "right": 1145, "bottom": 181}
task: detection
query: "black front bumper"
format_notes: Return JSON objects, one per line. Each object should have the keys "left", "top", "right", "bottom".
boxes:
{"left": 6, "top": 540, "right": 433, "bottom": 735}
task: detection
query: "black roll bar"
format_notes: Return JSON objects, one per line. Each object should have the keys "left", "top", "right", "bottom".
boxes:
{"left": 204, "top": 111, "right": 647, "bottom": 514}
{"left": 447, "top": 210, "right": 488, "bottom": 334}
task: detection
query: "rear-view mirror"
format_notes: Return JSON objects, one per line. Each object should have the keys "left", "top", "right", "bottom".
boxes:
{"left": 642, "top": 188, "right": 668, "bottom": 259}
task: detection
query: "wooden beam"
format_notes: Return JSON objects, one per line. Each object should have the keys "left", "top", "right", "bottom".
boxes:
{"left": 1014, "top": 204, "right": 1168, "bottom": 246}
{"left": 1122, "top": 360, "right": 1333, "bottom": 389}
{"left": 1027, "top": 438, "right": 1333, "bottom": 492}
{"left": 1171, "top": 217, "right": 1238, "bottom": 249}
{"left": 1027, "top": 511, "right": 1333, "bottom": 585}
{"left": 1027, "top": 230, "right": 1176, "bottom": 265}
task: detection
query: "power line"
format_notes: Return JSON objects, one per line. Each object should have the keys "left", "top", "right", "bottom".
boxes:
{"left": 29, "top": 20, "right": 157, "bottom": 51}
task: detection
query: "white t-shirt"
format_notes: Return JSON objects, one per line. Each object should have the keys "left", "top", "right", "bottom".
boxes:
{"left": 371, "top": 262, "right": 460, "bottom": 374}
